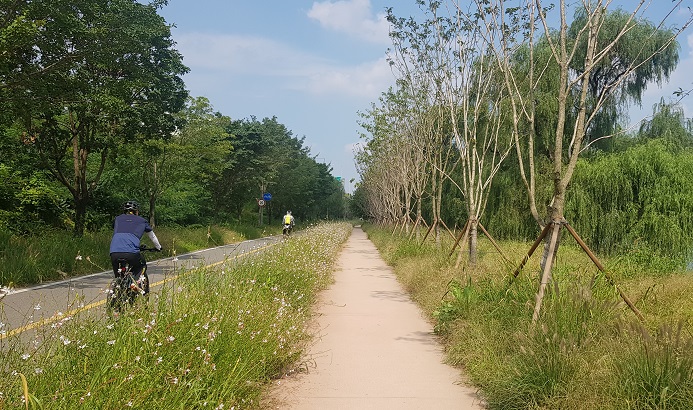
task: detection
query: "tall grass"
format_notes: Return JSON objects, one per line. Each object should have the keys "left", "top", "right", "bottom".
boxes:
{"left": 364, "top": 223, "right": 693, "bottom": 410}
{"left": 613, "top": 322, "right": 693, "bottom": 409}
{"left": 0, "top": 222, "right": 351, "bottom": 409}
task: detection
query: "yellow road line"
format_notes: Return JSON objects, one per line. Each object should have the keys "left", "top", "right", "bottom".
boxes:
{"left": 1, "top": 242, "right": 277, "bottom": 340}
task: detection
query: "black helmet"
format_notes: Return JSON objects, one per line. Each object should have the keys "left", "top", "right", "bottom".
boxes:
{"left": 123, "top": 200, "right": 139, "bottom": 213}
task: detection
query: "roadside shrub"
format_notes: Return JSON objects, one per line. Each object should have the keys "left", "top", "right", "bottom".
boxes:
{"left": 609, "top": 242, "right": 684, "bottom": 279}
{"left": 488, "top": 327, "right": 580, "bottom": 410}
{"left": 433, "top": 277, "right": 478, "bottom": 334}
{"left": 479, "top": 281, "right": 621, "bottom": 409}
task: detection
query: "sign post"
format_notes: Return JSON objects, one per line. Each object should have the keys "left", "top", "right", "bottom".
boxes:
{"left": 258, "top": 183, "right": 266, "bottom": 226}
{"left": 261, "top": 192, "right": 271, "bottom": 225}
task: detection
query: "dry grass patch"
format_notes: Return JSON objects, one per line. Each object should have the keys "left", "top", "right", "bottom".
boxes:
{"left": 364, "top": 223, "right": 692, "bottom": 410}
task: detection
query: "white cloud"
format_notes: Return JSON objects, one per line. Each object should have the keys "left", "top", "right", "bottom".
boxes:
{"left": 175, "top": 33, "right": 394, "bottom": 99}
{"left": 307, "top": 0, "right": 390, "bottom": 45}
{"left": 295, "top": 56, "right": 394, "bottom": 98}
{"left": 176, "top": 33, "right": 326, "bottom": 74}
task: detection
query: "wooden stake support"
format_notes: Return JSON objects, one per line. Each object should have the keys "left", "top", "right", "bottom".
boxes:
{"left": 511, "top": 223, "right": 551, "bottom": 278}
{"left": 438, "top": 219, "right": 458, "bottom": 242}
{"left": 512, "top": 219, "right": 645, "bottom": 323}
{"left": 532, "top": 221, "right": 561, "bottom": 324}
{"left": 420, "top": 220, "right": 436, "bottom": 245}
{"left": 563, "top": 222, "right": 644, "bottom": 322}
{"left": 478, "top": 222, "right": 512, "bottom": 266}
{"left": 408, "top": 216, "right": 421, "bottom": 240}
{"left": 448, "top": 220, "right": 470, "bottom": 258}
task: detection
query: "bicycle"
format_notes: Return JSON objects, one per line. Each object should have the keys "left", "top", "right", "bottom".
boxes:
{"left": 107, "top": 246, "right": 160, "bottom": 312}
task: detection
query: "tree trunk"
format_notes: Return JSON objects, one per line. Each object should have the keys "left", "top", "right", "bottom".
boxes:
{"left": 469, "top": 218, "right": 478, "bottom": 267}
{"left": 532, "top": 220, "right": 561, "bottom": 324}
{"left": 454, "top": 221, "right": 471, "bottom": 269}
{"left": 149, "top": 195, "right": 157, "bottom": 228}
{"left": 416, "top": 196, "right": 422, "bottom": 241}
{"left": 434, "top": 170, "right": 444, "bottom": 245}
{"left": 73, "top": 196, "right": 88, "bottom": 237}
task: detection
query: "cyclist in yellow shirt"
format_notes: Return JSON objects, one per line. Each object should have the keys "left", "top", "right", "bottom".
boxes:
{"left": 283, "top": 211, "right": 295, "bottom": 235}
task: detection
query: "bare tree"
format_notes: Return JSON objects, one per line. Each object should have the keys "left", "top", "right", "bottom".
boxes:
{"left": 386, "top": 2, "right": 514, "bottom": 261}
{"left": 485, "top": 0, "right": 692, "bottom": 321}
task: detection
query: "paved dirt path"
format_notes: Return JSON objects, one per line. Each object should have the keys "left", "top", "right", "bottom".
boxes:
{"left": 266, "top": 227, "right": 484, "bottom": 409}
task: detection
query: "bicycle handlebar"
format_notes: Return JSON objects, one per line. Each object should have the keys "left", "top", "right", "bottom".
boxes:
{"left": 139, "top": 245, "right": 162, "bottom": 252}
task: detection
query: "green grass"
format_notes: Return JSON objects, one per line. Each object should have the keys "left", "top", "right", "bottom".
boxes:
{"left": 364, "top": 223, "right": 693, "bottom": 410}
{"left": 613, "top": 322, "right": 693, "bottom": 409}
{"left": 0, "top": 222, "right": 352, "bottom": 409}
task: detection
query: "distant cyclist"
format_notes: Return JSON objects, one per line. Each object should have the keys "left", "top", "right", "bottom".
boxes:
{"left": 283, "top": 210, "right": 295, "bottom": 229}
{"left": 109, "top": 200, "right": 161, "bottom": 293}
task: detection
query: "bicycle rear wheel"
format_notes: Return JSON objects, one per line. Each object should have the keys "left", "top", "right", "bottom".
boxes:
{"left": 107, "top": 277, "right": 127, "bottom": 312}
{"left": 136, "top": 271, "right": 150, "bottom": 296}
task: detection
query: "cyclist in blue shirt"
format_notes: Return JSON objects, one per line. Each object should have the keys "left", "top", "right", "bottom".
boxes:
{"left": 109, "top": 201, "right": 162, "bottom": 293}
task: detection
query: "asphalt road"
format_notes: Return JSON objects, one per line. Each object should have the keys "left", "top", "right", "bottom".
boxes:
{"left": 0, "top": 236, "right": 281, "bottom": 342}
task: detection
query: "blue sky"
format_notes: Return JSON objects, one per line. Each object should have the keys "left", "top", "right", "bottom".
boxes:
{"left": 158, "top": 1, "right": 693, "bottom": 194}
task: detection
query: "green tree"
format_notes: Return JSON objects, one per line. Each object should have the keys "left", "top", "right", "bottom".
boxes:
{"left": 570, "top": 9, "right": 681, "bottom": 152}
{"left": 638, "top": 99, "right": 693, "bottom": 149}
{"left": 568, "top": 138, "right": 693, "bottom": 264}
{"left": 219, "top": 116, "right": 345, "bottom": 224}
{"left": 148, "top": 97, "right": 232, "bottom": 226}
{"left": 99, "top": 97, "right": 233, "bottom": 227}
{"left": 0, "top": 123, "right": 71, "bottom": 231}
{"left": 220, "top": 117, "right": 292, "bottom": 220}
{"left": 9, "top": 0, "right": 188, "bottom": 235}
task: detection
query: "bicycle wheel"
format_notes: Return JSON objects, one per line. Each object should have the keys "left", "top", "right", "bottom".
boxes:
{"left": 136, "top": 271, "right": 150, "bottom": 296}
{"left": 107, "top": 277, "right": 126, "bottom": 312}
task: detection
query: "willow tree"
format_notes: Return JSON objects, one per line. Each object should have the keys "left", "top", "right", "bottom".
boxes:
{"left": 485, "top": 0, "right": 692, "bottom": 321}
{"left": 574, "top": 9, "right": 681, "bottom": 152}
